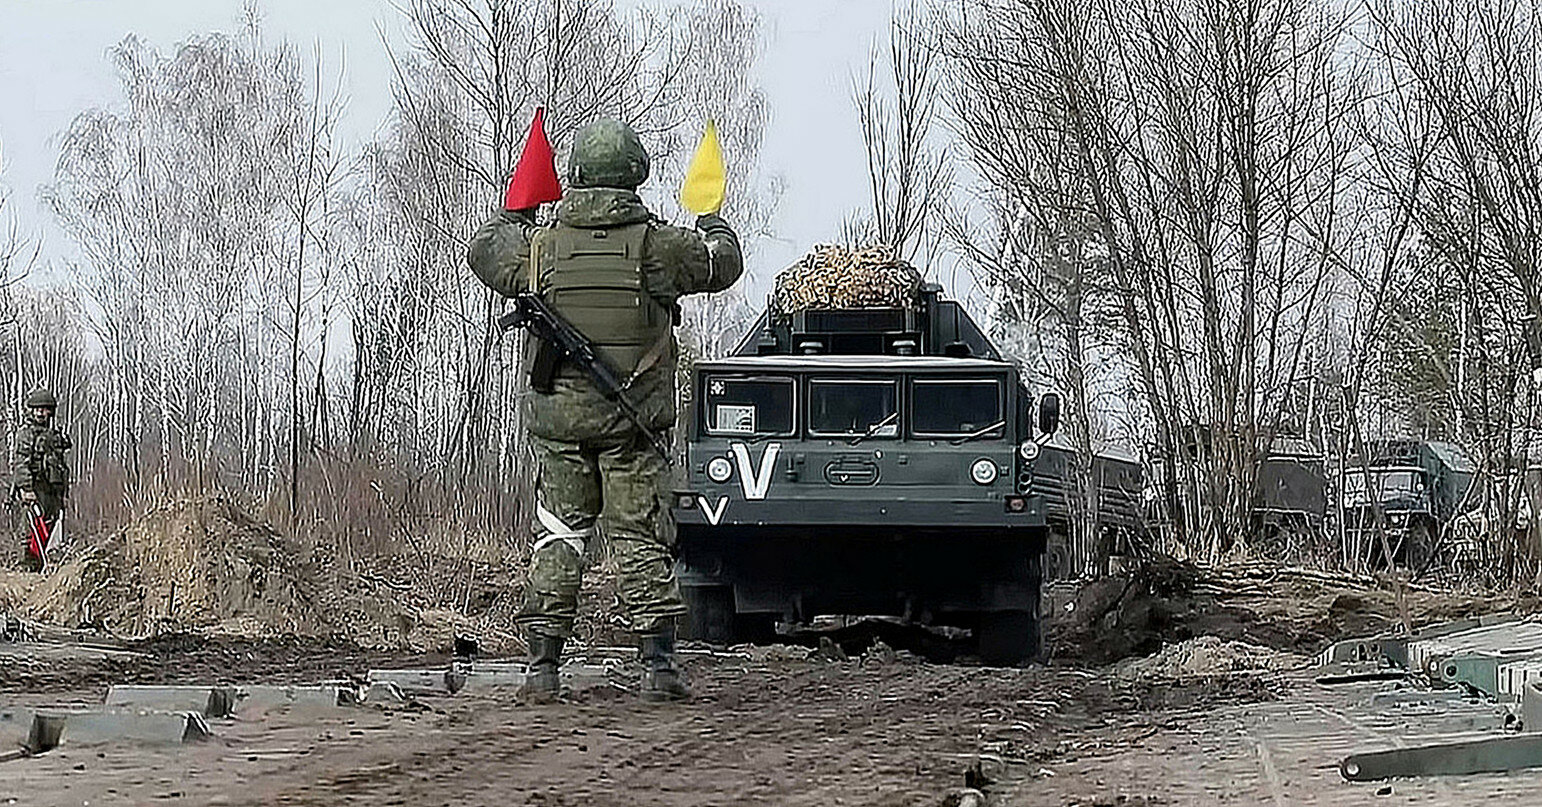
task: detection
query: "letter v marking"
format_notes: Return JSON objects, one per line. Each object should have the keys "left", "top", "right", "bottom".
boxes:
{"left": 730, "top": 442, "right": 781, "bottom": 501}
{"left": 697, "top": 495, "right": 729, "bottom": 526}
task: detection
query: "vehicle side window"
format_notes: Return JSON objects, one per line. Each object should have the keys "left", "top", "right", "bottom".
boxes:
{"left": 703, "top": 375, "right": 795, "bottom": 436}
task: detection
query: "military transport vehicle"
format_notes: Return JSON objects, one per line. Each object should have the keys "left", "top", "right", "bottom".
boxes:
{"left": 1250, "top": 438, "right": 1330, "bottom": 559}
{"left": 1027, "top": 437, "right": 1144, "bottom": 579}
{"left": 672, "top": 283, "right": 1060, "bottom": 664}
{"left": 1339, "top": 439, "right": 1477, "bottom": 566}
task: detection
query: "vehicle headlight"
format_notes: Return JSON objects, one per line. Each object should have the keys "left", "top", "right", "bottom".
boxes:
{"left": 1018, "top": 441, "right": 1040, "bottom": 462}
{"left": 970, "top": 458, "right": 999, "bottom": 485}
{"left": 706, "top": 456, "right": 733, "bottom": 483}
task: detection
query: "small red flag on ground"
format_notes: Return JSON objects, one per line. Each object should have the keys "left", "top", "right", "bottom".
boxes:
{"left": 504, "top": 107, "right": 563, "bottom": 210}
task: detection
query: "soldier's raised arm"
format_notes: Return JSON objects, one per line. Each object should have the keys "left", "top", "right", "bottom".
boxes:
{"left": 467, "top": 209, "right": 538, "bottom": 298}
{"left": 652, "top": 213, "right": 744, "bottom": 298}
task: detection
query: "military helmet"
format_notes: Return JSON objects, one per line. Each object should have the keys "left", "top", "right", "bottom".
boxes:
{"left": 25, "top": 389, "right": 57, "bottom": 410}
{"left": 568, "top": 118, "right": 650, "bottom": 189}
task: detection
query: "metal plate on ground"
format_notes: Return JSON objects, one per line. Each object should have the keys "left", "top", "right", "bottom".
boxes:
{"left": 4, "top": 708, "right": 211, "bottom": 752}
{"left": 1342, "top": 734, "right": 1542, "bottom": 781}
{"left": 236, "top": 684, "right": 357, "bottom": 712}
{"left": 106, "top": 685, "right": 237, "bottom": 717}
{"left": 369, "top": 668, "right": 465, "bottom": 695}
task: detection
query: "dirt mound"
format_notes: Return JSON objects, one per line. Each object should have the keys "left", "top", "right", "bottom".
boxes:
{"left": 1115, "top": 636, "right": 1305, "bottom": 681}
{"left": 20, "top": 495, "right": 333, "bottom": 638}
{"left": 1048, "top": 555, "right": 1537, "bottom": 667}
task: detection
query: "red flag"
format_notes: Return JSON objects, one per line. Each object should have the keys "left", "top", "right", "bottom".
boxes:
{"left": 24, "top": 505, "right": 49, "bottom": 567}
{"left": 504, "top": 107, "right": 563, "bottom": 211}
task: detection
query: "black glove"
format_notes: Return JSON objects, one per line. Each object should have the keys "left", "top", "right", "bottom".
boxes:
{"left": 502, "top": 208, "right": 538, "bottom": 228}
{"left": 695, "top": 214, "right": 740, "bottom": 251}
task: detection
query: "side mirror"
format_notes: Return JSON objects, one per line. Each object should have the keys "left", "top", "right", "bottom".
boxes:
{"left": 1038, "top": 392, "right": 1062, "bottom": 436}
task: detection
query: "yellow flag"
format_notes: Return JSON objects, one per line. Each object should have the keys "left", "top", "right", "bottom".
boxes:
{"left": 679, "top": 120, "right": 726, "bottom": 215}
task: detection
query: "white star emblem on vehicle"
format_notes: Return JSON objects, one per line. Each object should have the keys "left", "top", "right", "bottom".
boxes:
{"left": 709, "top": 380, "right": 725, "bottom": 396}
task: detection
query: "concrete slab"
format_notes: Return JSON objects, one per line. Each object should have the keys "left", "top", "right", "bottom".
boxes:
{"left": 369, "top": 668, "right": 465, "bottom": 695}
{"left": 235, "top": 684, "right": 357, "bottom": 712}
{"left": 2, "top": 707, "right": 210, "bottom": 752}
{"left": 457, "top": 662, "right": 617, "bottom": 693}
{"left": 105, "top": 685, "right": 237, "bottom": 717}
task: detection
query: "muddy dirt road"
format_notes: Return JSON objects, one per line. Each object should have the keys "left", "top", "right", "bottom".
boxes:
{"left": 8, "top": 642, "right": 1537, "bottom": 807}
{"left": 6, "top": 553, "right": 1542, "bottom": 805}
{"left": 2, "top": 645, "right": 1283, "bottom": 807}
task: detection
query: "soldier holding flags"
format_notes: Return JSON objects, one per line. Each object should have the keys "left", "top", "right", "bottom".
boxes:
{"left": 468, "top": 110, "right": 743, "bottom": 703}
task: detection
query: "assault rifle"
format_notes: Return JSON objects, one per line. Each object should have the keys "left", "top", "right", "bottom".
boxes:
{"left": 498, "top": 292, "right": 674, "bottom": 464}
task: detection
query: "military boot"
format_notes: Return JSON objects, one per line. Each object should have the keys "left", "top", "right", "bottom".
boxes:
{"left": 519, "top": 633, "right": 564, "bottom": 703}
{"left": 638, "top": 621, "right": 691, "bottom": 703}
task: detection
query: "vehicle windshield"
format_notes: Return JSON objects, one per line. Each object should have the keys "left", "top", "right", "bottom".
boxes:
{"left": 807, "top": 379, "right": 898, "bottom": 437}
{"left": 1343, "top": 469, "right": 1427, "bottom": 505}
{"left": 702, "top": 375, "right": 794, "bottom": 436}
{"left": 912, "top": 378, "right": 1004, "bottom": 437}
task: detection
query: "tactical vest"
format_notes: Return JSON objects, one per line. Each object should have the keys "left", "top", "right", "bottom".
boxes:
{"left": 23, "top": 425, "right": 70, "bottom": 490}
{"left": 536, "top": 222, "right": 673, "bottom": 377}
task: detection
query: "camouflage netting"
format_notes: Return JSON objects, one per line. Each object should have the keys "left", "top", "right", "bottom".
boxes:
{"left": 773, "top": 243, "right": 922, "bottom": 311}
{"left": 20, "top": 496, "right": 334, "bottom": 638}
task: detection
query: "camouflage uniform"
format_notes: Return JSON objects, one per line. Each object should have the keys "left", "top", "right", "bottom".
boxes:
{"left": 468, "top": 118, "right": 743, "bottom": 699}
{"left": 11, "top": 389, "right": 71, "bottom": 571}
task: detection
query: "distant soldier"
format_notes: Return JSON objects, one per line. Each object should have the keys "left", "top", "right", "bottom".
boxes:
{"left": 468, "top": 118, "right": 744, "bottom": 702}
{"left": 11, "top": 388, "right": 71, "bottom": 571}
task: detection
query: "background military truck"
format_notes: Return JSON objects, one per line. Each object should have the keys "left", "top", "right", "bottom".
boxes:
{"left": 1250, "top": 437, "right": 1330, "bottom": 561}
{"left": 1027, "top": 436, "right": 1144, "bottom": 579}
{"left": 1339, "top": 439, "right": 1476, "bottom": 567}
{"left": 672, "top": 282, "right": 1061, "bottom": 664}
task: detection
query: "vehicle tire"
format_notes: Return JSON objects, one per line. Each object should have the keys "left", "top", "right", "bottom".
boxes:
{"left": 1045, "top": 530, "right": 1071, "bottom": 580}
{"left": 681, "top": 585, "right": 736, "bottom": 643}
{"left": 977, "top": 609, "right": 1039, "bottom": 666}
{"left": 681, "top": 585, "right": 780, "bottom": 645}
{"left": 1405, "top": 520, "right": 1436, "bottom": 571}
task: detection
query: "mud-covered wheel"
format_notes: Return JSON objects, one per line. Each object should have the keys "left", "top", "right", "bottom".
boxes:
{"left": 1404, "top": 520, "right": 1436, "bottom": 570}
{"left": 681, "top": 585, "right": 735, "bottom": 643}
{"left": 977, "top": 610, "right": 1039, "bottom": 666}
{"left": 680, "top": 585, "right": 778, "bottom": 645}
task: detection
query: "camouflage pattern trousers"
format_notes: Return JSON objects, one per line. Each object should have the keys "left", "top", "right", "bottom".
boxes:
{"left": 517, "top": 431, "right": 686, "bottom": 640}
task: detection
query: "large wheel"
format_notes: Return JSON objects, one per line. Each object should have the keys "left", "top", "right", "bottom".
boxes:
{"left": 680, "top": 585, "right": 779, "bottom": 645}
{"left": 1404, "top": 520, "right": 1436, "bottom": 572}
{"left": 681, "top": 585, "right": 735, "bottom": 643}
{"left": 977, "top": 550, "right": 1043, "bottom": 665}
{"left": 977, "top": 610, "right": 1039, "bottom": 666}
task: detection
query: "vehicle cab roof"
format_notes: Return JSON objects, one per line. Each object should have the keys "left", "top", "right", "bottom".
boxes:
{"left": 697, "top": 355, "right": 1015, "bottom": 372}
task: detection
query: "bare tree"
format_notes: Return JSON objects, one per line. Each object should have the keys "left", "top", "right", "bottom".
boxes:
{"left": 940, "top": 0, "right": 1355, "bottom": 565}
{"left": 1355, "top": 0, "right": 1542, "bottom": 583}
{"left": 852, "top": 6, "right": 950, "bottom": 264}
{"left": 43, "top": 25, "right": 350, "bottom": 517}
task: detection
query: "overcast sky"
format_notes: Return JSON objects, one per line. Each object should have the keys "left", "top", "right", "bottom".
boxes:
{"left": 0, "top": 0, "right": 895, "bottom": 284}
